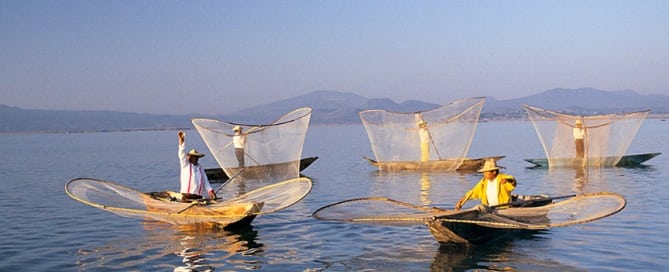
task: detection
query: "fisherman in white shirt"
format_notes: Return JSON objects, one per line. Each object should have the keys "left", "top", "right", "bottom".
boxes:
{"left": 177, "top": 130, "right": 216, "bottom": 199}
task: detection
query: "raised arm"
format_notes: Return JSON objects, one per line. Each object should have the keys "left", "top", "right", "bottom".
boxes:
{"left": 178, "top": 130, "right": 185, "bottom": 146}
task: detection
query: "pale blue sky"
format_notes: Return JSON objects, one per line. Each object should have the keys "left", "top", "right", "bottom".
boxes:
{"left": 2, "top": 0, "right": 668, "bottom": 115}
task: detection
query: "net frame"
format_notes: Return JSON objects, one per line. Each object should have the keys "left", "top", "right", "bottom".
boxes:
{"left": 359, "top": 97, "right": 485, "bottom": 171}
{"left": 312, "top": 192, "right": 626, "bottom": 230}
{"left": 192, "top": 107, "right": 312, "bottom": 188}
{"left": 66, "top": 176, "right": 312, "bottom": 225}
{"left": 523, "top": 105, "right": 649, "bottom": 168}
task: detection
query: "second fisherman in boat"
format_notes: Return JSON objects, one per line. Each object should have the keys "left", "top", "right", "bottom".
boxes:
{"left": 233, "top": 125, "right": 247, "bottom": 168}
{"left": 417, "top": 120, "right": 430, "bottom": 162}
{"left": 454, "top": 159, "right": 516, "bottom": 210}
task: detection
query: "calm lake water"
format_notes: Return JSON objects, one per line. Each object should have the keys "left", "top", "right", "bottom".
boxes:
{"left": 1, "top": 120, "right": 667, "bottom": 271}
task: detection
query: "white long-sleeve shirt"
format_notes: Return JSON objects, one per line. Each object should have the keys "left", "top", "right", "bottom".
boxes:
{"left": 233, "top": 133, "right": 246, "bottom": 148}
{"left": 178, "top": 142, "right": 213, "bottom": 198}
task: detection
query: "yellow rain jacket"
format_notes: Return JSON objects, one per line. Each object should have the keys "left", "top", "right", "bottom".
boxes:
{"left": 461, "top": 173, "right": 516, "bottom": 207}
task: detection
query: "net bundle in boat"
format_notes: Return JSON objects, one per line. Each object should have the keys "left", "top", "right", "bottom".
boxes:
{"left": 65, "top": 177, "right": 312, "bottom": 225}
{"left": 523, "top": 105, "right": 649, "bottom": 167}
{"left": 192, "top": 107, "right": 312, "bottom": 192}
{"left": 359, "top": 97, "right": 485, "bottom": 171}
{"left": 312, "top": 192, "right": 626, "bottom": 229}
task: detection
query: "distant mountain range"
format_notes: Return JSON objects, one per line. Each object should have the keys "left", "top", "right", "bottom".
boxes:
{"left": 2, "top": 88, "right": 668, "bottom": 133}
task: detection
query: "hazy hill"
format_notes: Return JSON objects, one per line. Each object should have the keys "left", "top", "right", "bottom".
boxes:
{"left": 218, "top": 90, "right": 439, "bottom": 124}
{"left": 483, "top": 88, "right": 669, "bottom": 116}
{"left": 0, "top": 105, "right": 191, "bottom": 133}
{"left": 2, "top": 88, "right": 668, "bottom": 133}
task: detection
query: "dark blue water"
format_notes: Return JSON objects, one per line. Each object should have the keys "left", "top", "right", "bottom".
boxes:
{"left": 1, "top": 120, "right": 667, "bottom": 271}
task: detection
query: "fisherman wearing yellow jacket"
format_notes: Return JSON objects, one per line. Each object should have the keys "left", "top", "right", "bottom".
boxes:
{"left": 454, "top": 159, "right": 516, "bottom": 210}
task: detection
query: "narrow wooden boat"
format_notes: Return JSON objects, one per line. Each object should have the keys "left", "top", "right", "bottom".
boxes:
{"left": 427, "top": 194, "right": 555, "bottom": 244}
{"left": 364, "top": 156, "right": 505, "bottom": 171}
{"left": 524, "top": 152, "right": 661, "bottom": 168}
{"left": 312, "top": 191, "right": 626, "bottom": 246}
{"left": 205, "top": 156, "right": 318, "bottom": 181}
{"left": 142, "top": 191, "right": 264, "bottom": 228}
{"left": 66, "top": 177, "right": 313, "bottom": 230}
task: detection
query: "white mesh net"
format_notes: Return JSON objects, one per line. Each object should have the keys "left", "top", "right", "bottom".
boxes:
{"left": 192, "top": 107, "right": 312, "bottom": 193}
{"left": 523, "top": 105, "right": 649, "bottom": 167}
{"left": 65, "top": 177, "right": 312, "bottom": 226}
{"left": 359, "top": 97, "right": 486, "bottom": 171}
{"left": 312, "top": 192, "right": 626, "bottom": 230}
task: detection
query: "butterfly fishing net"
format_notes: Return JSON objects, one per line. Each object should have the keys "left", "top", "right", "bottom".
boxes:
{"left": 523, "top": 105, "right": 649, "bottom": 167}
{"left": 312, "top": 192, "right": 626, "bottom": 229}
{"left": 192, "top": 107, "right": 312, "bottom": 193}
{"left": 65, "top": 177, "right": 312, "bottom": 225}
{"left": 359, "top": 97, "right": 485, "bottom": 171}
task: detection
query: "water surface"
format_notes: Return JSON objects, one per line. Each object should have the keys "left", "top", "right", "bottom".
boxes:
{"left": 1, "top": 120, "right": 667, "bottom": 271}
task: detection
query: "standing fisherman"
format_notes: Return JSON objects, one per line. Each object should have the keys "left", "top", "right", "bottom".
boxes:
{"left": 418, "top": 120, "right": 430, "bottom": 162}
{"left": 177, "top": 130, "right": 216, "bottom": 199}
{"left": 233, "top": 125, "right": 247, "bottom": 168}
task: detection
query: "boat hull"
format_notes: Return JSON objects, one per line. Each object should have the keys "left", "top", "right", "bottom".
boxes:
{"left": 142, "top": 191, "right": 263, "bottom": 227}
{"left": 427, "top": 195, "right": 552, "bottom": 245}
{"left": 205, "top": 156, "right": 318, "bottom": 181}
{"left": 524, "top": 152, "right": 661, "bottom": 168}
{"left": 365, "top": 156, "right": 504, "bottom": 171}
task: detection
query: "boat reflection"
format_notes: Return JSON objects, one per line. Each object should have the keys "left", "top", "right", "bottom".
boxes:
{"left": 429, "top": 230, "right": 583, "bottom": 271}
{"left": 141, "top": 221, "right": 263, "bottom": 271}
{"left": 420, "top": 172, "right": 432, "bottom": 207}
{"left": 572, "top": 166, "right": 588, "bottom": 194}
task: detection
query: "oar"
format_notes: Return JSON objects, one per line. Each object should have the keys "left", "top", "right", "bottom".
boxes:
{"left": 491, "top": 194, "right": 577, "bottom": 209}
{"left": 243, "top": 150, "right": 261, "bottom": 166}
{"left": 434, "top": 194, "right": 578, "bottom": 219}
{"left": 215, "top": 168, "right": 246, "bottom": 194}
{"left": 426, "top": 128, "right": 443, "bottom": 160}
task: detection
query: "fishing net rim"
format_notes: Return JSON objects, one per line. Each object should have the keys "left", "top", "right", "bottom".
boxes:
{"left": 312, "top": 192, "right": 626, "bottom": 229}
{"left": 225, "top": 177, "right": 313, "bottom": 215}
{"left": 431, "top": 192, "right": 627, "bottom": 229}
{"left": 192, "top": 107, "right": 312, "bottom": 128}
{"left": 522, "top": 104, "right": 650, "bottom": 119}
{"left": 311, "top": 196, "right": 439, "bottom": 220}
{"left": 358, "top": 97, "right": 485, "bottom": 116}
{"left": 65, "top": 177, "right": 258, "bottom": 219}
{"left": 66, "top": 177, "right": 311, "bottom": 219}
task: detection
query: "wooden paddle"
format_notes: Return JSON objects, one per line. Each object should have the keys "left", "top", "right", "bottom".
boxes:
{"left": 431, "top": 194, "right": 578, "bottom": 220}
{"left": 214, "top": 168, "right": 246, "bottom": 194}
{"left": 490, "top": 194, "right": 577, "bottom": 209}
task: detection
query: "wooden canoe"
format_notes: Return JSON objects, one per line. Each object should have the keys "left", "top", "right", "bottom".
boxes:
{"left": 427, "top": 194, "right": 552, "bottom": 244}
{"left": 364, "top": 156, "right": 505, "bottom": 171}
{"left": 143, "top": 191, "right": 263, "bottom": 228}
{"left": 205, "top": 156, "right": 318, "bottom": 181}
{"left": 524, "top": 152, "right": 661, "bottom": 168}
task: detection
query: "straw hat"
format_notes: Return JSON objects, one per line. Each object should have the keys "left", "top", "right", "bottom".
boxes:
{"left": 477, "top": 159, "right": 504, "bottom": 172}
{"left": 574, "top": 119, "right": 583, "bottom": 125}
{"left": 233, "top": 125, "right": 242, "bottom": 132}
{"left": 417, "top": 120, "right": 427, "bottom": 126}
{"left": 187, "top": 149, "right": 205, "bottom": 158}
